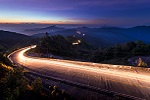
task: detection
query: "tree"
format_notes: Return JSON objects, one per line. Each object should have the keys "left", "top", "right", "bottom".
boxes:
{"left": 31, "top": 77, "right": 43, "bottom": 94}
{"left": 2, "top": 67, "right": 29, "bottom": 100}
{"left": 132, "top": 40, "right": 149, "bottom": 56}
{"left": 45, "top": 32, "right": 49, "bottom": 37}
{"left": 137, "top": 58, "right": 148, "bottom": 67}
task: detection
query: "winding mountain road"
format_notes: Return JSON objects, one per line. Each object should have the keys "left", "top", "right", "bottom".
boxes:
{"left": 8, "top": 45, "right": 150, "bottom": 100}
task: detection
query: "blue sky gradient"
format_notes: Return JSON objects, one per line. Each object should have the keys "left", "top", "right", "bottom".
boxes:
{"left": 0, "top": 0, "right": 150, "bottom": 26}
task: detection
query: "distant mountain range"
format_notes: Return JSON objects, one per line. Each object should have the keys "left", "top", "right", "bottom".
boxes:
{"left": 24, "top": 25, "right": 65, "bottom": 35}
{"left": 28, "top": 25, "right": 150, "bottom": 47}
{"left": 1, "top": 25, "right": 150, "bottom": 48}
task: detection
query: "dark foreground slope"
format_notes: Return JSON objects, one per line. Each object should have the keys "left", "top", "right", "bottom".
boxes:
{"left": 0, "top": 30, "right": 38, "bottom": 53}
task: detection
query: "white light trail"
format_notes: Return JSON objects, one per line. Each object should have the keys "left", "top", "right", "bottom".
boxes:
{"left": 17, "top": 45, "right": 150, "bottom": 83}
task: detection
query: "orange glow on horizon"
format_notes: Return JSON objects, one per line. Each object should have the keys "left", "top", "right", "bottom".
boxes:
{"left": 0, "top": 19, "right": 86, "bottom": 25}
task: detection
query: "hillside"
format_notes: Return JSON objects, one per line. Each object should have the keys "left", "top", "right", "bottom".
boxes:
{"left": 0, "top": 30, "right": 30, "bottom": 39}
{"left": 31, "top": 26, "right": 150, "bottom": 48}
{"left": 0, "top": 30, "right": 33, "bottom": 52}
{"left": 123, "top": 26, "right": 150, "bottom": 42}
{"left": 31, "top": 27, "right": 129, "bottom": 48}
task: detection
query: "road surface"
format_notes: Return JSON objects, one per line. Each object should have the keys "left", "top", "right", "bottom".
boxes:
{"left": 8, "top": 45, "right": 150, "bottom": 100}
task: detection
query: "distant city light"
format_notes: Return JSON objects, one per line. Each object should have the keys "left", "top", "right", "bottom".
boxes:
{"left": 77, "top": 31, "right": 81, "bottom": 34}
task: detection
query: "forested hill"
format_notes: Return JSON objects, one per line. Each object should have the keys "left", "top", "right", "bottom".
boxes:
{"left": 0, "top": 30, "right": 34, "bottom": 53}
{"left": 0, "top": 30, "right": 30, "bottom": 39}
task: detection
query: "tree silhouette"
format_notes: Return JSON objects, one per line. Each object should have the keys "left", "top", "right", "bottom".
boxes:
{"left": 31, "top": 77, "right": 43, "bottom": 94}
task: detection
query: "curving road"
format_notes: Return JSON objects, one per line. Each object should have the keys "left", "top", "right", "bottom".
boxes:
{"left": 8, "top": 45, "right": 150, "bottom": 100}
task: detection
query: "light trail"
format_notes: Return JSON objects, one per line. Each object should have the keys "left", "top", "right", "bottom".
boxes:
{"left": 8, "top": 45, "right": 150, "bottom": 99}
{"left": 18, "top": 45, "right": 150, "bottom": 83}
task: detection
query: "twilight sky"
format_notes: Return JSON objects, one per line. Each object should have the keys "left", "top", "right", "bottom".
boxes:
{"left": 0, "top": 0, "right": 150, "bottom": 26}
